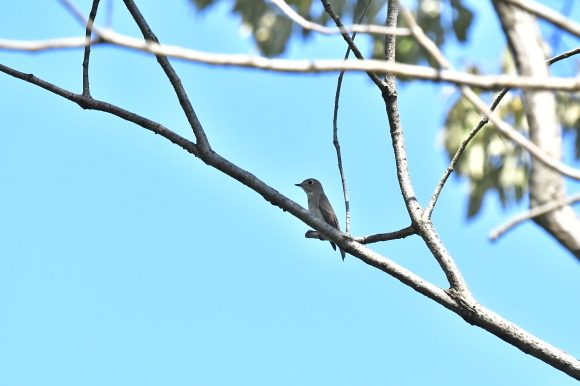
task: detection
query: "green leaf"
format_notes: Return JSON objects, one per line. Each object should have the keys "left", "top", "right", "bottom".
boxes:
{"left": 449, "top": 0, "right": 474, "bottom": 42}
{"left": 191, "top": 0, "right": 219, "bottom": 12}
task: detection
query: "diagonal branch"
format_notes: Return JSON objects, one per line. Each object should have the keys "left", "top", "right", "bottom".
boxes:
{"left": 425, "top": 88, "right": 511, "bottom": 219}
{"left": 122, "top": 0, "right": 211, "bottom": 152}
{"left": 307, "top": 225, "right": 416, "bottom": 244}
{"left": 352, "top": 226, "right": 416, "bottom": 244}
{"left": 489, "top": 192, "right": 580, "bottom": 241}
{"left": 58, "top": 0, "right": 211, "bottom": 150}
{"left": 319, "top": 0, "right": 385, "bottom": 89}
{"left": 271, "top": 0, "right": 410, "bottom": 37}
{"left": 0, "top": 63, "right": 200, "bottom": 157}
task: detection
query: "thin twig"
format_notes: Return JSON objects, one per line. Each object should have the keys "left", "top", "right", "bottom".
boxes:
{"left": 306, "top": 226, "right": 416, "bottom": 244}
{"left": 320, "top": 0, "right": 386, "bottom": 90}
{"left": 121, "top": 0, "right": 211, "bottom": 152}
{"left": 333, "top": 71, "right": 351, "bottom": 234}
{"left": 352, "top": 226, "right": 416, "bottom": 244}
{"left": 333, "top": 0, "right": 373, "bottom": 235}
{"left": 58, "top": 0, "right": 211, "bottom": 150}
{"left": 461, "top": 88, "right": 580, "bottom": 176}
{"left": 270, "top": 0, "right": 410, "bottom": 36}
{"left": 425, "top": 88, "right": 510, "bottom": 219}
{"left": 547, "top": 46, "right": 580, "bottom": 64}
{"left": 489, "top": 192, "right": 580, "bottom": 241}
{"left": 82, "top": 0, "right": 101, "bottom": 97}
{"left": 0, "top": 63, "right": 200, "bottom": 157}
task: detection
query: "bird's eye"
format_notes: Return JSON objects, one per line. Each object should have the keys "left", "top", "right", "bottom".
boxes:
{"left": 307, "top": 180, "right": 313, "bottom": 184}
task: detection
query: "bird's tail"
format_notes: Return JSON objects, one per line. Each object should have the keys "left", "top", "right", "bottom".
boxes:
{"left": 330, "top": 242, "right": 346, "bottom": 261}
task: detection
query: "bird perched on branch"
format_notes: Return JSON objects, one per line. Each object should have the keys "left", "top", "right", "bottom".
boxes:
{"left": 296, "top": 178, "right": 346, "bottom": 260}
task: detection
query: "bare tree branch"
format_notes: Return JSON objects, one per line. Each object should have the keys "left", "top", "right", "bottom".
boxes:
{"left": 0, "top": 36, "right": 97, "bottom": 50}
{"left": 271, "top": 0, "right": 410, "bottom": 37}
{"left": 122, "top": 0, "right": 211, "bottom": 152}
{"left": 307, "top": 226, "right": 417, "bottom": 244}
{"left": 333, "top": 65, "right": 351, "bottom": 235}
{"left": 82, "top": 0, "right": 101, "bottom": 97}
{"left": 319, "top": 0, "right": 385, "bottom": 89}
{"left": 548, "top": 46, "right": 580, "bottom": 64}
{"left": 462, "top": 85, "right": 580, "bottom": 180}
{"left": 490, "top": 193, "right": 580, "bottom": 241}
{"left": 426, "top": 88, "right": 511, "bottom": 219}
{"left": 3, "top": 34, "right": 580, "bottom": 92}
{"left": 352, "top": 226, "right": 416, "bottom": 244}
{"left": 0, "top": 63, "right": 201, "bottom": 157}
{"left": 331, "top": 0, "right": 374, "bottom": 236}
{"left": 397, "top": 1, "right": 451, "bottom": 67}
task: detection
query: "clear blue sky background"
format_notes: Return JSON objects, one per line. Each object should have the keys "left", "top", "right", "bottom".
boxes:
{"left": 1, "top": 0, "right": 579, "bottom": 385}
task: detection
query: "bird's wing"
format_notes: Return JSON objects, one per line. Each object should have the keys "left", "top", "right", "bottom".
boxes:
{"left": 319, "top": 194, "right": 344, "bottom": 256}
{"left": 318, "top": 194, "right": 340, "bottom": 230}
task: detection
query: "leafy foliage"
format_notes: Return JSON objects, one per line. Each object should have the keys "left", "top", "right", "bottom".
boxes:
{"left": 189, "top": 0, "right": 474, "bottom": 62}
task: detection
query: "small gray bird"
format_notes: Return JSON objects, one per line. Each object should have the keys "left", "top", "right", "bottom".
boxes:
{"left": 296, "top": 178, "right": 346, "bottom": 260}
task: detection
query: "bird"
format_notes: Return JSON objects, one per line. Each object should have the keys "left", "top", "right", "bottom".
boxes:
{"left": 295, "top": 178, "right": 346, "bottom": 260}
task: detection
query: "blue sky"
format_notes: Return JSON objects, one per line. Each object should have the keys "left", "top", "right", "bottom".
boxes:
{"left": 1, "top": 0, "right": 580, "bottom": 385}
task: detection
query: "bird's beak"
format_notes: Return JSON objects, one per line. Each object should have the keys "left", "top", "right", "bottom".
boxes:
{"left": 295, "top": 183, "right": 301, "bottom": 187}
